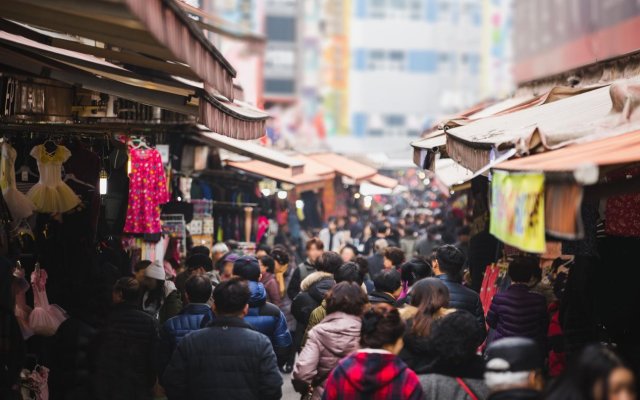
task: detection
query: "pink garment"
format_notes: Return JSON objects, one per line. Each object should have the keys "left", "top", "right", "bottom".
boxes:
{"left": 29, "top": 269, "right": 67, "bottom": 337}
{"left": 256, "top": 216, "right": 269, "bottom": 244}
{"left": 123, "top": 148, "right": 169, "bottom": 234}
{"left": 14, "top": 277, "right": 34, "bottom": 340}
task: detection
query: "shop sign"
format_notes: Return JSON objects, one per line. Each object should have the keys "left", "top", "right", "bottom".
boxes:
{"left": 490, "top": 171, "right": 545, "bottom": 253}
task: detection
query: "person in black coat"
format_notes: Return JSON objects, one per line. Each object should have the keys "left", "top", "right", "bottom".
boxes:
{"left": 433, "top": 245, "right": 486, "bottom": 341}
{"left": 368, "top": 269, "right": 402, "bottom": 306}
{"left": 95, "top": 277, "right": 159, "bottom": 400}
{"left": 162, "top": 277, "right": 282, "bottom": 400}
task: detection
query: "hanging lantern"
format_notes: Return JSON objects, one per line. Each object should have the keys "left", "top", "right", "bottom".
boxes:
{"left": 99, "top": 169, "right": 108, "bottom": 195}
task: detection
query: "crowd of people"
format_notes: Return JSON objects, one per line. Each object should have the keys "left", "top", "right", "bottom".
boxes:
{"left": 2, "top": 208, "right": 638, "bottom": 400}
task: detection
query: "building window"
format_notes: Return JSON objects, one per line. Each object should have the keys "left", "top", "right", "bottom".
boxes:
{"left": 364, "top": 0, "right": 424, "bottom": 20}
{"left": 408, "top": 50, "right": 438, "bottom": 73}
{"left": 387, "top": 51, "right": 406, "bottom": 71}
{"left": 367, "top": 50, "right": 386, "bottom": 70}
{"left": 352, "top": 113, "right": 368, "bottom": 137}
{"left": 266, "top": 16, "right": 296, "bottom": 42}
{"left": 385, "top": 114, "right": 406, "bottom": 127}
{"left": 264, "top": 79, "right": 295, "bottom": 95}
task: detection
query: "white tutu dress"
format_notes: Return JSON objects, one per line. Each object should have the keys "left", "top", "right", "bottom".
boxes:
{"left": 0, "top": 142, "right": 35, "bottom": 220}
{"left": 27, "top": 144, "right": 80, "bottom": 214}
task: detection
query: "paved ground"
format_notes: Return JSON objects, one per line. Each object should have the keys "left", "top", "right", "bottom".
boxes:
{"left": 282, "top": 371, "right": 297, "bottom": 399}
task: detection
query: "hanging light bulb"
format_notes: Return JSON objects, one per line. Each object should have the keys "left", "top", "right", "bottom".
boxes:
{"left": 277, "top": 190, "right": 288, "bottom": 200}
{"left": 99, "top": 168, "right": 108, "bottom": 195}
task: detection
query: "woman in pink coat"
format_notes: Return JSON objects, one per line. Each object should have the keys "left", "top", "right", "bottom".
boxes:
{"left": 293, "top": 282, "right": 368, "bottom": 400}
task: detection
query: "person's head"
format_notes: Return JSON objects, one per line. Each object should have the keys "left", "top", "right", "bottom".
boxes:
{"left": 485, "top": 338, "right": 544, "bottom": 394}
{"left": 457, "top": 226, "right": 471, "bottom": 243}
{"left": 376, "top": 223, "right": 389, "bottom": 237}
{"left": 383, "top": 247, "right": 405, "bottom": 269}
{"left": 185, "top": 275, "right": 213, "bottom": 304}
{"left": 306, "top": 238, "right": 325, "bottom": 262}
{"left": 404, "top": 226, "right": 415, "bottom": 237}
{"left": 335, "top": 262, "right": 365, "bottom": 286}
{"left": 212, "top": 277, "right": 250, "bottom": 317}
{"left": 433, "top": 245, "right": 466, "bottom": 281}
{"left": 547, "top": 344, "right": 636, "bottom": 400}
{"left": 186, "top": 254, "right": 214, "bottom": 274}
{"left": 508, "top": 257, "right": 539, "bottom": 284}
{"left": 142, "top": 262, "right": 166, "bottom": 290}
{"left": 326, "top": 282, "right": 368, "bottom": 316}
{"left": 400, "top": 258, "right": 433, "bottom": 287}
{"left": 271, "top": 247, "right": 290, "bottom": 273}
{"left": 428, "top": 311, "right": 483, "bottom": 368}
{"left": 374, "top": 238, "right": 389, "bottom": 255}
{"left": 212, "top": 243, "right": 230, "bottom": 263}
{"left": 255, "top": 244, "right": 272, "bottom": 259}
{"left": 373, "top": 269, "right": 402, "bottom": 298}
{"left": 233, "top": 256, "right": 261, "bottom": 282}
{"left": 112, "top": 277, "right": 140, "bottom": 305}
{"left": 259, "top": 255, "right": 275, "bottom": 275}
{"left": 340, "top": 244, "right": 359, "bottom": 263}
{"left": 190, "top": 245, "right": 210, "bottom": 258}
{"left": 328, "top": 217, "right": 338, "bottom": 232}
{"left": 354, "top": 256, "right": 369, "bottom": 278}
{"left": 317, "top": 251, "right": 343, "bottom": 275}
{"left": 410, "top": 277, "right": 450, "bottom": 337}
{"left": 218, "top": 253, "right": 239, "bottom": 278}
{"left": 133, "top": 260, "right": 153, "bottom": 283}
{"left": 349, "top": 214, "right": 358, "bottom": 224}
{"left": 361, "top": 303, "right": 405, "bottom": 354}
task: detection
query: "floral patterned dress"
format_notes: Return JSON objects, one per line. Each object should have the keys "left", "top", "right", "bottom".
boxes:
{"left": 123, "top": 148, "right": 169, "bottom": 234}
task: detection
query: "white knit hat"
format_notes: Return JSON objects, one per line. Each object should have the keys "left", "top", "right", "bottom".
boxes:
{"left": 144, "top": 262, "right": 166, "bottom": 280}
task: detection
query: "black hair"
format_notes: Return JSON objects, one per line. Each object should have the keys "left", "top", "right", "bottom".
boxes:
{"left": 373, "top": 269, "right": 401, "bottom": 293}
{"left": 428, "top": 311, "right": 481, "bottom": 367}
{"left": 133, "top": 260, "right": 152, "bottom": 273}
{"left": 354, "top": 256, "right": 369, "bottom": 277}
{"left": 186, "top": 254, "right": 214, "bottom": 272}
{"left": 185, "top": 275, "right": 213, "bottom": 303}
{"left": 190, "top": 245, "right": 211, "bottom": 257}
{"left": 233, "top": 257, "right": 261, "bottom": 282}
{"left": 405, "top": 226, "right": 415, "bottom": 236}
{"left": 508, "top": 257, "right": 538, "bottom": 283}
{"left": 361, "top": 303, "right": 405, "bottom": 348}
{"left": 113, "top": 277, "right": 141, "bottom": 304}
{"left": 341, "top": 244, "right": 359, "bottom": 258}
{"left": 317, "top": 251, "right": 343, "bottom": 274}
{"left": 213, "top": 277, "right": 250, "bottom": 316}
{"left": 384, "top": 247, "right": 405, "bottom": 267}
{"left": 256, "top": 244, "right": 272, "bottom": 255}
{"left": 326, "top": 282, "right": 368, "bottom": 316}
{"left": 271, "top": 248, "right": 290, "bottom": 266}
{"left": 376, "top": 223, "right": 388, "bottom": 234}
{"left": 457, "top": 226, "right": 471, "bottom": 236}
{"left": 435, "top": 245, "right": 466, "bottom": 280}
{"left": 546, "top": 344, "right": 632, "bottom": 400}
{"left": 400, "top": 258, "right": 433, "bottom": 287}
{"left": 260, "top": 255, "right": 275, "bottom": 274}
{"left": 335, "top": 262, "right": 365, "bottom": 285}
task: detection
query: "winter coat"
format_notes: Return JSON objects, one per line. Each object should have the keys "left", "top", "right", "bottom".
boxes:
{"left": 244, "top": 281, "right": 292, "bottom": 365}
{"left": 488, "top": 389, "right": 542, "bottom": 400}
{"left": 367, "top": 254, "right": 385, "bottom": 280}
{"left": 401, "top": 237, "right": 417, "bottom": 258}
{"left": 548, "top": 301, "right": 566, "bottom": 377}
{"left": 323, "top": 349, "right": 425, "bottom": 400}
{"left": 288, "top": 259, "right": 317, "bottom": 300}
{"left": 162, "top": 316, "right": 282, "bottom": 400}
{"left": 368, "top": 291, "right": 398, "bottom": 306}
{"left": 486, "top": 284, "right": 548, "bottom": 345}
{"left": 437, "top": 274, "right": 486, "bottom": 340}
{"left": 303, "top": 300, "right": 327, "bottom": 347}
{"left": 292, "top": 272, "right": 336, "bottom": 351}
{"left": 158, "top": 303, "right": 213, "bottom": 379}
{"left": 319, "top": 228, "right": 346, "bottom": 252}
{"left": 142, "top": 280, "right": 183, "bottom": 324}
{"left": 419, "top": 375, "right": 489, "bottom": 400}
{"left": 95, "top": 303, "right": 159, "bottom": 400}
{"left": 261, "top": 272, "right": 282, "bottom": 307}
{"left": 294, "top": 312, "right": 362, "bottom": 400}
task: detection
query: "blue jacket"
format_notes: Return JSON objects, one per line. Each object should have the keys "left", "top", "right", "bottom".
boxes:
{"left": 245, "top": 281, "right": 292, "bottom": 366}
{"left": 159, "top": 303, "right": 213, "bottom": 379}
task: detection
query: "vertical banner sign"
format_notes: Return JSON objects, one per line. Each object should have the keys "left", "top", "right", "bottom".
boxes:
{"left": 490, "top": 171, "right": 545, "bottom": 253}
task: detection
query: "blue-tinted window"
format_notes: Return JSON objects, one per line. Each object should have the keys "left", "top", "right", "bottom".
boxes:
{"left": 266, "top": 16, "right": 296, "bottom": 42}
{"left": 265, "top": 79, "right": 295, "bottom": 94}
{"left": 355, "top": 0, "right": 367, "bottom": 17}
{"left": 352, "top": 113, "right": 367, "bottom": 137}
{"left": 353, "top": 48, "right": 367, "bottom": 71}
{"left": 407, "top": 50, "right": 438, "bottom": 73}
{"left": 385, "top": 114, "right": 406, "bottom": 126}
{"left": 425, "top": 0, "right": 438, "bottom": 21}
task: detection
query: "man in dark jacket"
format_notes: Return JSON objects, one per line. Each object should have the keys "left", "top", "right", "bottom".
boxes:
{"left": 233, "top": 256, "right": 292, "bottom": 366}
{"left": 369, "top": 269, "right": 402, "bottom": 306}
{"left": 288, "top": 238, "right": 324, "bottom": 300}
{"left": 163, "top": 278, "right": 282, "bottom": 400}
{"left": 367, "top": 238, "right": 388, "bottom": 279}
{"left": 95, "top": 277, "right": 159, "bottom": 400}
{"left": 485, "top": 338, "right": 544, "bottom": 400}
{"left": 159, "top": 275, "right": 214, "bottom": 378}
{"left": 434, "top": 245, "right": 486, "bottom": 341}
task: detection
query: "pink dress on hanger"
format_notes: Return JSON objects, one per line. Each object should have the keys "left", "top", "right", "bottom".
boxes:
{"left": 123, "top": 148, "right": 169, "bottom": 234}
{"left": 29, "top": 268, "right": 68, "bottom": 337}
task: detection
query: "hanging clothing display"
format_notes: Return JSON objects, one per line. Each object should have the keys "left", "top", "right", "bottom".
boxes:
{"left": 27, "top": 145, "right": 81, "bottom": 214}
{"left": 124, "top": 147, "right": 169, "bottom": 234}
{"left": 1, "top": 142, "right": 35, "bottom": 220}
{"left": 28, "top": 267, "right": 68, "bottom": 337}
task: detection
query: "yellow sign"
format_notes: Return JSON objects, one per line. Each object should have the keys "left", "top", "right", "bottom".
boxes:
{"left": 490, "top": 171, "right": 545, "bottom": 253}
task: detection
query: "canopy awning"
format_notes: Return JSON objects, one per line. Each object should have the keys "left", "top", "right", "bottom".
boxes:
{"left": 0, "top": 0, "right": 269, "bottom": 139}
{"left": 433, "top": 158, "right": 474, "bottom": 191}
{"left": 368, "top": 174, "right": 398, "bottom": 189}
{"left": 226, "top": 159, "right": 330, "bottom": 193}
{"left": 359, "top": 182, "right": 392, "bottom": 196}
{"left": 446, "top": 81, "right": 640, "bottom": 171}
{"left": 194, "top": 125, "right": 304, "bottom": 172}
{"left": 308, "top": 153, "right": 377, "bottom": 183}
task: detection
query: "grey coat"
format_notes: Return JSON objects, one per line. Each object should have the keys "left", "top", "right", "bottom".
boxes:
{"left": 420, "top": 374, "right": 489, "bottom": 400}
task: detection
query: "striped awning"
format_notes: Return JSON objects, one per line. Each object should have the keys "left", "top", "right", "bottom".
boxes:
{"left": 0, "top": 0, "right": 268, "bottom": 139}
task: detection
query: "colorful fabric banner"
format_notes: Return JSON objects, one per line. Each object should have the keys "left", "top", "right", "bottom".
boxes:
{"left": 490, "top": 171, "right": 546, "bottom": 253}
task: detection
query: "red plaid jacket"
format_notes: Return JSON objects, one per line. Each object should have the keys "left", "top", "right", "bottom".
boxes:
{"left": 322, "top": 350, "right": 424, "bottom": 400}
